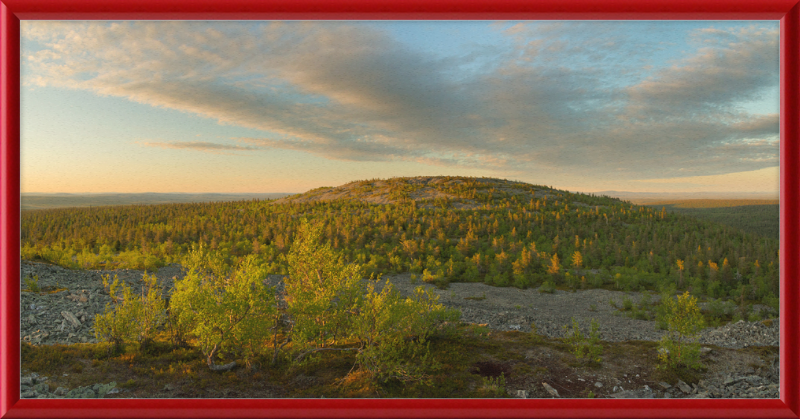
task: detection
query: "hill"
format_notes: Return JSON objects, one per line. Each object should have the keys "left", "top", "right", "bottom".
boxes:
{"left": 273, "top": 176, "right": 562, "bottom": 208}
{"left": 21, "top": 176, "right": 779, "bottom": 311}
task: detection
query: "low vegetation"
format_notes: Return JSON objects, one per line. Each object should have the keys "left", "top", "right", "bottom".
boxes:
{"left": 20, "top": 177, "right": 779, "bottom": 313}
{"left": 19, "top": 177, "right": 780, "bottom": 397}
{"left": 656, "top": 292, "right": 705, "bottom": 371}
{"left": 92, "top": 220, "right": 458, "bottom": 389}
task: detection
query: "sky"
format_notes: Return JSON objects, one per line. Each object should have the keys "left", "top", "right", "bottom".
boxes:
{"left": 20, "top": 20, "right": 780, "bottom": 196}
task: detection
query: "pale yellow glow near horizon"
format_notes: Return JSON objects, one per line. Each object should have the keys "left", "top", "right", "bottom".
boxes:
{"left": 629, "top": 166, "right": 780, "bottom": 194}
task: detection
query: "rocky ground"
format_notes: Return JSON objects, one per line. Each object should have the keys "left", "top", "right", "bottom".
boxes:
{"left": 18, "top": 261, "right": 780, "bottom": 399}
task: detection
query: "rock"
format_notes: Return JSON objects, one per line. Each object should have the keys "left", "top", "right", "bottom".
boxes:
{"left": 54, "top": 387, "right": 67, "bottom": 396}
{"left": 610, "top": 390, "right": 653, "bottom": 399}
{"left": 61, "top": 311, "right": 81, "bottom": 328}
{"left": 677, "top": 380, "right": 692, "bottom": 394}
{"left": 594, "top": 382, "right": 603, "bottom": 388}
{"left": 21, "top": 390, "right": 37, "bottom": 398}
{"left": 724, "top": 376, "right": 741, "bottom": 386}
{"left": 96, "top": 382, "right": 117, "bottom": 397}
{"left": 20, "top": 376, "right": 33, "bottom": 386}
{"left": 542, "top": 382, "right": 560, "bottom": 398}
{"left": 658, "top": 381, "right": 671, "bottom": 389}
{"left": 514, "top": 390, "right": 529, "bottom": 398}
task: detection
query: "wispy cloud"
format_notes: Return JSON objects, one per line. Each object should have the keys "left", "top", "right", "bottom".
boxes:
{"left": 138, "top": 140, "right": 260, "bottom": 153}
{"left": 23, "top": 21, "right": 779, "bottom": 181}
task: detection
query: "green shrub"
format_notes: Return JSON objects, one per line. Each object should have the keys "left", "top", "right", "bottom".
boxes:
{"left": 622, "top": 295, "right": 633, "bottom": 311}
{"left": 94, "top": 275, "right": 139, "bottom": 352}
{"left": 564, "top": 317, "right": 602, "bottom": 365}
{"left": 422, "top": 268, "right": 449, "bottom": 289}
{"left": 353, "top": 283, "right": 459, "bottom": 384}
{"left": 284, "top": 221, "right": 366, "bottom": 362}
{"left": 479, "top": 373, "right": 506, "bottom": 397}
{"left": 657, "top": 291, "right": 705, "bottom": 370}
{"left": 639, "top": 293, "right": 652, "bottom": 309}
{"left": 94, "top": 273, "right": 167, "bottom": 353}
{"left": 285, "top": 220, "right": 459, "bottom": 384}
{"left": 134, "top": 272, "right": 167, "bottom": 349}
{"left": 23, "top": 274, "right": 41, "bottom": 293}
{"left": 170, "top": 248, "right": 276, "bottom": 371}
{"left": 655, "top": 284, "right": 677, "bottom": 330}
{"left": 539, "top": 280, "right": 556, "bottom": 294}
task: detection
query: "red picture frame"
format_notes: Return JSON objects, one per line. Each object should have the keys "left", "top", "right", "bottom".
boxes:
{"left": 1, "top": 0, "right": 798, "bottom": 417}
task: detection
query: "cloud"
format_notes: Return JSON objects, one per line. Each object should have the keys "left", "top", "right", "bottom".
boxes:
{"left": 138, "top": 140, "right": 260, "bottom": 153}
{"left": 23, "top": 21, "right": 779, "bottom": 182}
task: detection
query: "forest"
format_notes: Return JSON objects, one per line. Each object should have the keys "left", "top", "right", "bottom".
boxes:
{"left": 645, "top": 202, "right": 779, "bottom": 241}
{"left": 20, "top": 176, "right": 780, "bottom": 311}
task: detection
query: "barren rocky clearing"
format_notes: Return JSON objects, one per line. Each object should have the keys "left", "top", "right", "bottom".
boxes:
{"left": 20, "top": 261, "right": 779, "bottom": 399}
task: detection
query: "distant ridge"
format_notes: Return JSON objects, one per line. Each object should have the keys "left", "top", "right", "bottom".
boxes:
{"left": 21, "top": 192, "right": 294, "bottom": 210}
{"left": 594, "top": 190, "right": 779, "bottom": 203}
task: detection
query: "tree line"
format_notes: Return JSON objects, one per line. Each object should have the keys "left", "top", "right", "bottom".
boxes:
{"left": 21, "top": 176, "right": 780, "bottom": 309}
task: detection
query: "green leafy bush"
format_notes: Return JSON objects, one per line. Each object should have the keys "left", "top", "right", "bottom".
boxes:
{"left": 657, "top": 291, "right": 705, "bottom": 370}
{"left": 539, "top": 280, "right": 556, "bottom": 294}
{"left": 23, "top": 274, "right": 41, "bottom": 293}
{"left": 479, "top": 373, "right": 507, "bottom": 397}
{"left": 134, "top": 272, "right": 167, "bottom": 349}
{"left": 285, "top": 220, "right": 459, "bottom": 384}
{"left": 622, "top": 295, "right": 634, "bottom": 311}
{"left": 564, "top": 317, "right": 602, "bottom": 364}
{"left": 94, "top": 273, "right": 167, "bottom": 352}
{"left": 352, "top": 283, "right": 459, "bottom": 384}
{"left": 94, "top": 275, "right": 139, "bottom": 352}
{"left": 284, "top": 221, "right": 366, "bottom": 361}
{"left": 170, "top": 248, "right": 277, "bottom": 371}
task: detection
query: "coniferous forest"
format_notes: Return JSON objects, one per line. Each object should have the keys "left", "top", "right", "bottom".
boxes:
{"left": 20, "top": 176, "right": 780, "bottom": 310}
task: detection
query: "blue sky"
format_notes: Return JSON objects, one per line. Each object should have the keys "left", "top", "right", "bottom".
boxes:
{"left": 20, "top": 20, "right": 779, "bottom": 195}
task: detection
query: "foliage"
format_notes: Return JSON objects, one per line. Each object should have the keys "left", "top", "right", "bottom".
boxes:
{"left": 622, "top": 295, "right": 634, "bottom": 311}
{"left": 352, "top": 283, "right": 459, "bottom": 383}
{"left": 655, "top": 283, "right": 677, "bottom": 330}
{"left": 93, "top": 272, "right": 166, "bottom": 352}
{"left": 133, "top": 272, "right": 167, "bottom": 349}
{"left": 21, "top": 176, "right": 780, "bottom": 308}
{"left": 657, "top": 291, "right": 705, "bottom": 370}
{"left": 650, "top": 203, "right": 779, "bottom": 240}
{"left": 23, "top": 274, "right": 41, "bottom": 293}
{"left": 538, "top": 280, "right": 556, "bottom": 294}
{"left": 285, "top": 220, "right": 459, "bottom": 383}
{"left": 564, "top": 317, "right": 602, "bottom": 364}
{"left": 94, "top": 274, "right": 139, "bottom": 352}
{"left": 479, "top": 373, "right": 507, "bottom": 397}
{"left": 284, "top": 221, "right": 366, "bottom": 358}
{"left": 170, "top": 248, "right": 277, "bottom": 370}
